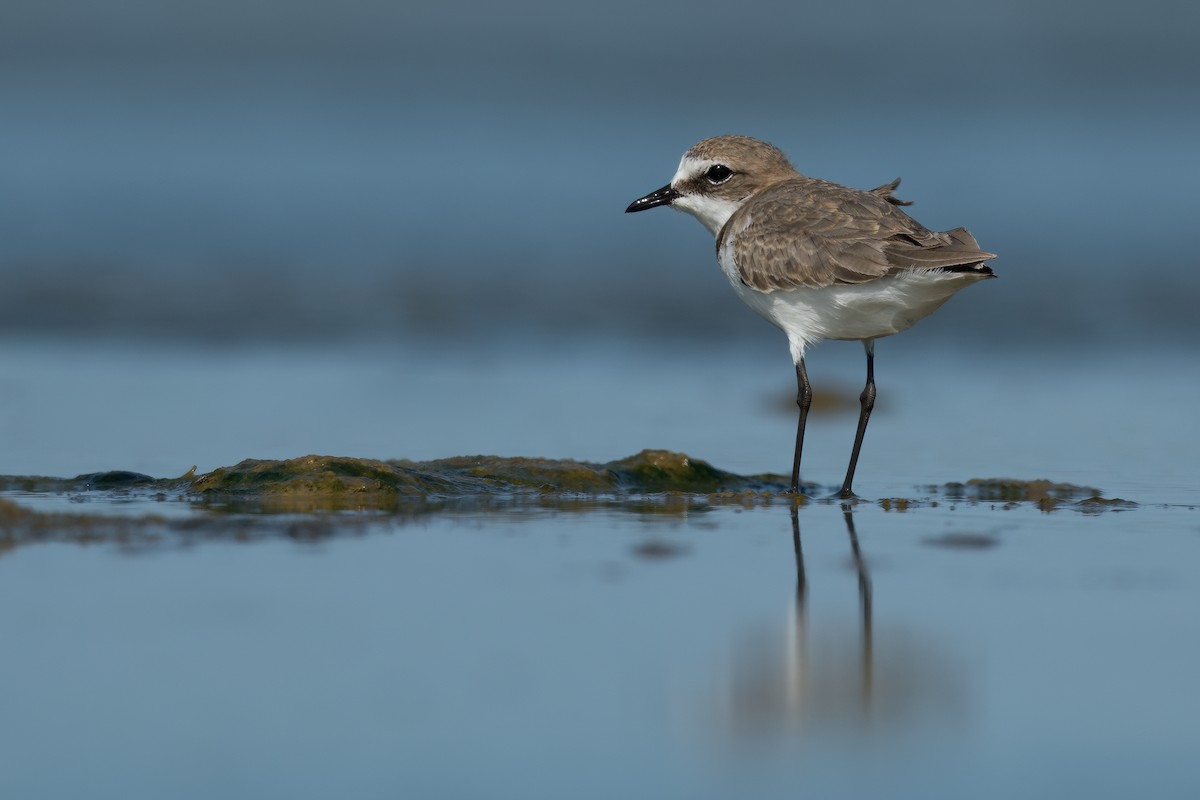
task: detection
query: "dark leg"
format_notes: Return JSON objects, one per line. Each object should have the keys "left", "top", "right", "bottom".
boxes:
{"left": 838, "top": 340, "right": 876, "bottom": 500}
{"left": 790, "top": 359, "right": 812, "bottom": 494}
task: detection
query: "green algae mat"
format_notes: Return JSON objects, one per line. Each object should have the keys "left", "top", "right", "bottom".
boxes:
{"left": 2, "top": 448, "right": 1134, "bottom": 510}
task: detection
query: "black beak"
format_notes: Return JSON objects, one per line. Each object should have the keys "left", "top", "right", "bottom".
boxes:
{"left": 625, "top": 184, "right": 681, "bottom": 213}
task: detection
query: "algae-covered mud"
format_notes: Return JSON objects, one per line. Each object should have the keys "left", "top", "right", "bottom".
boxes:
{"left": 1, "top": 449, "right": 1141, "bottom": 505}
{"left": 2, "top": 449, "right": 789, "bottom": 524}
{"left": 0, "top": 449, "right": 1148, "bottom": 554}
{"left": 2, "top": 449, "right": 779, "bottom": 499}
{"left": 191, "top": 449, "right": 785, "bottom": 497}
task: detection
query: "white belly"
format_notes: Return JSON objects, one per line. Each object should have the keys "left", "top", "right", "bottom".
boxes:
{"left": 727, "top": 269, "right": 987, "bottom": 362}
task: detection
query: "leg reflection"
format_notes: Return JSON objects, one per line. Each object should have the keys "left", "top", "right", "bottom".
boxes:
{"left": 843, "top": 503, "right": 874, "bottom": 707}
{"left": 723, "top": 506, "right": 961, "bottom": 739}
{"left": 727, "top": 505, "right": 878, "bottom": 735}
{"left": 790, "top": 502, "right": 807, "bottom": 607}
{"left": 788, "top": 503, "right": 808, "bottom": 711}
{"left": 787, "top": 503, "right": 873, "bottom": 715}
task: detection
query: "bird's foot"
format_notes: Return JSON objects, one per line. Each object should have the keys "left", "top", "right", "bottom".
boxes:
{"left": 782, "top": 480, "right": 813, "bottom": 499}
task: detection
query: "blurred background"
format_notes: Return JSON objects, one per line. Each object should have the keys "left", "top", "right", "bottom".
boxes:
{"left": 3, "top": 0, "right": 1197, "bottom": 347}
{"left": 1, "top": 0, "right": 1198, "bottom": 480}
{"left": 4, "top": 11, "right": 1200, "bottom": 796}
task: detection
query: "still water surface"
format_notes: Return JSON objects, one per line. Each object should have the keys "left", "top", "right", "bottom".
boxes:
{"left": 3, "top": 337, "right": 1196, "bottom": 503}
{"left": 1, "top": 500, "right": 1197, "bottom": 799}
{"left": 1, "top": 338, "right": 1198, "bottom": 798}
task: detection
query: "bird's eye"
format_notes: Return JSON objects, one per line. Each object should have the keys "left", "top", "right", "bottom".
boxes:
{"left": 705, "top": 164, "right": 733, "bottom": 184}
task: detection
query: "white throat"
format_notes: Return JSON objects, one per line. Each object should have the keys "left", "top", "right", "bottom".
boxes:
{"left": 671, "top": 192, "right": 742, "bottom": 237}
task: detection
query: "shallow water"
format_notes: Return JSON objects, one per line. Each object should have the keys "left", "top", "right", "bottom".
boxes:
{"left": 2, "top": 337, "right": 1197, "bottom": 504}
{"left": 2, "top": 338, "right": 1199, "bottom": 798}
{"left": 1, "top": 497, "right": 1197, "bottom": 799}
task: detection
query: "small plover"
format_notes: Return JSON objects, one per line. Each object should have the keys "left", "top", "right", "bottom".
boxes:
{"left": 626, "top": 135, "right": 996, "bottom": 498}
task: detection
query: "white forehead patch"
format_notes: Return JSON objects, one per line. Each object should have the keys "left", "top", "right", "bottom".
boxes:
{"left": 671, "top": 156, "right": 715, "bottom": 187}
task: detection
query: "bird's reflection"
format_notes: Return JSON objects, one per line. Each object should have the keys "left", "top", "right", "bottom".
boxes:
{"left": 720, "top": 502, "right": 963, "bottom": 739}
{"left": 787, "top": 503, "right": 873, "bottom": 716}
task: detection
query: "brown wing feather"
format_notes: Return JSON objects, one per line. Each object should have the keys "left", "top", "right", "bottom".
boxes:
{"left": 722, "top": 177, "right": 995, "bottom": 292}
{"left": 883, "top": 227, "right": 997, "bottom": 269}
{"left": 869, "top": 177, "right": 912, "bottom": 206}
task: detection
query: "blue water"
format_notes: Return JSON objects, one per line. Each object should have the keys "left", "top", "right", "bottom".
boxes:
{"left": 2, "top": 500, "right": 1198, "bottom": 799}
{"left": 3, "top": 338, "right": 1197, "bottom": 506}
{"left": 3, "top": 335, "right": 1196, "bottom": 798}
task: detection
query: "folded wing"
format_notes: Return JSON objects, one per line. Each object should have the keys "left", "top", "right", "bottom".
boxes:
{"left": 723, "top": 177, "right": 997, "bottom": 292}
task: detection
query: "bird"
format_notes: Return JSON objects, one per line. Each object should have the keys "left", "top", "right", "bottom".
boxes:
{"left": 625, "top": 135, "right": 996, "bottom": 498}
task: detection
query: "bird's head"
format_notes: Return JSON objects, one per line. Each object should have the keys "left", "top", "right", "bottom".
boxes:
{"left": 625, "top": 135, "right": 800, "bottom": 235}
